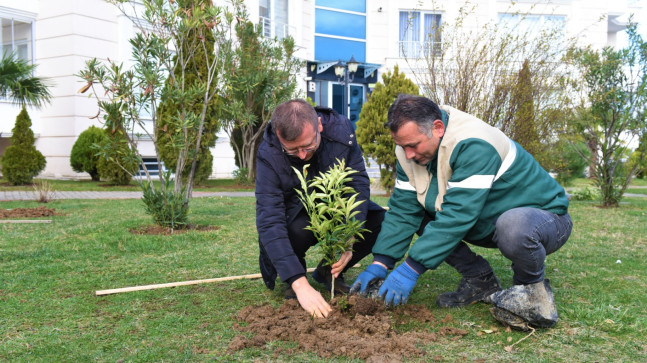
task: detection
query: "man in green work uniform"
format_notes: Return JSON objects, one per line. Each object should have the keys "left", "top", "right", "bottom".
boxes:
{"left": 351, "top": 95, "right": 572, "bottom": 330}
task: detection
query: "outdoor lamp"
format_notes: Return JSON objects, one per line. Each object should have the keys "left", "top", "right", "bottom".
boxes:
{"left": 332, "top": 56, "right": 361, "bottom": 118}
{"left": 347, "top": 56, "right": 359, "bottom": 74}
{"left": 334, "top": 60, "right": 345, "bottom": 78}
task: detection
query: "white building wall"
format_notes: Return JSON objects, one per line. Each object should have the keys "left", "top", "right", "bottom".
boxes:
{"left": 0, "top": 0, "right": 643, "bottom": 180}
{"left": 371, "top": 0, "right": 633, "bottom": 87}
{"left": 30, "top": 0, "right": 121, "bottom": 178}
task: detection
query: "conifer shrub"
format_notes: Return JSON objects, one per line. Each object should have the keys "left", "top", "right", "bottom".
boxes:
{"left": 0, "top": 106, "right": 46, "bottom": 185}
{"left": 356, "top": 65, "right": 419, "bottom": 194}
{"left": 70, "top": 125, "right": 105, "bottom": 181}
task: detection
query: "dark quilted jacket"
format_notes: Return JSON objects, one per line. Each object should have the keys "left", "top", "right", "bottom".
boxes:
{"left": 255, "top": 107, "right": 382, "bottom": 287}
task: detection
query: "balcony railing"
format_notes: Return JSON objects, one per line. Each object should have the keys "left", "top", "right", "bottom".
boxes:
{"left": 259, "top": 16, "right": 293, "bottom": 40}
{"left": 398, "top": 40, "right": 442, "bottom": 58}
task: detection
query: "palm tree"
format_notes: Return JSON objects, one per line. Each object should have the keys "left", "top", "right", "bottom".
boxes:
{"left": 0, "top": 51, "right": 52, "bottom": 107}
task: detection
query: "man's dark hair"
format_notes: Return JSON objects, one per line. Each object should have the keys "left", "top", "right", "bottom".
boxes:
{"left": 270, "top": 99, "right": 318, "bottom": 141}
{"left": 387, "top": 94, "right": 442, "bottom": 137}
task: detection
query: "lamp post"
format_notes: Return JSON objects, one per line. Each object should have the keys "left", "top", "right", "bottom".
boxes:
{"left": 333, "top": 56, "right": 359, "bottom": 117}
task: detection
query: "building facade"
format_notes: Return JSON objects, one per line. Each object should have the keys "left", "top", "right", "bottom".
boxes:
{"left": 0, "top": 0, "right": 643, "bottom": 180}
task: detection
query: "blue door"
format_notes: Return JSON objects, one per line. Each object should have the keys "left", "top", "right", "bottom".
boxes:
{"left": 348, "top": 85, "right": 364, "bottom": 127}
{"left": 332, "top": 83, "right": 344, "bottom": 116}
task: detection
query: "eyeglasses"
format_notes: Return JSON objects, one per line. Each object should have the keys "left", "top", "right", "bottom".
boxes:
{"left": 281, "top": 130, "right": 320, "bottom": 156}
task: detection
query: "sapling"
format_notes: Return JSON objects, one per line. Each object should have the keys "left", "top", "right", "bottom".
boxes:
{"left": 293, "top": 159, "right": 368, "bottom": 299}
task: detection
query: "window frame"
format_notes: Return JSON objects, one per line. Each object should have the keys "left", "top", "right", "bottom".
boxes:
{"left": 398, "top": 10, "right": 443, "bottom": 59}
{"left": 0, "top": 12, "right": 35, "bottom": 64}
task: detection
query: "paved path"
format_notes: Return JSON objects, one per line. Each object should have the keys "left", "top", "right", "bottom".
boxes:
{"left": 0, "top": 190, "right": 254, "bottom": 201}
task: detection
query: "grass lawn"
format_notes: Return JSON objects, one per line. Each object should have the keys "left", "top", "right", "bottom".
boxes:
{"left": 1, "top": 195, "right": 646, "bottom": 361}
{"left": 626, "top": 188, "right": 647, "bottom": 195}
{"left": 566, "top": 178, "right": 647, "bottom": 198}
{"left": 628, "top": 177, "right": 647, "bottom": 186}
{"left": 568, "top": 177, "right": 647, "bottom": 188}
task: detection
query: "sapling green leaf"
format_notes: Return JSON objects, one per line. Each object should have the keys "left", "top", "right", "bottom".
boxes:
{"left": 292, "top": 159, "right": 369, "bottom": 300}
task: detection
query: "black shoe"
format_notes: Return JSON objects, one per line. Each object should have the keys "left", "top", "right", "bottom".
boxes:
{"left": 284, "top": 286, "right": 297, "bottom": 300}
{"left": 312, "top": 261, "right": 350, "bottom": 295}
{"left": 437, "top": 273, "right": 501, "bottom": 308}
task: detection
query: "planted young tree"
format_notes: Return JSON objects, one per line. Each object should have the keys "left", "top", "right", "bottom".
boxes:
{"left": 78, "top": 0, "right": 238, "bottom": 227}
{"left": 0, "top": 52, "right": 51, "bottom": 185}
{"left": 567, "top": 23, "right": 647, "bottom": 207}
{"left": 293, "top": 160, "right": 368, "bottom": 299}
{"left": 221, "top": 10, "right": 301, "bottom": 181}
{"left": 356, "top": 65, "right": 419, "bottom": 194}
{"left": 403, "top": 4, "right": 575, "bottom": 166}
{"left": 70, "top": 125, "right": 105, "bottom": 181}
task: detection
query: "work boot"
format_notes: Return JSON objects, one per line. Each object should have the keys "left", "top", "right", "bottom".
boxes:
{"left": 485, "top": 279, "right": 558, "bottom": 330}
{"left": 436, "top": 272, "right": 501, "bottom": 308}
{"left": 312, "top": 261, "right": 350, "bottom": 295}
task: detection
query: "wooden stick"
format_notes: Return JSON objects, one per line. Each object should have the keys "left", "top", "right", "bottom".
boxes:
{"left": 95, "top": 264, "right": 361, "bottom": 296}
{"left": 0, "top": 220, "right": 52, "bottom": 224}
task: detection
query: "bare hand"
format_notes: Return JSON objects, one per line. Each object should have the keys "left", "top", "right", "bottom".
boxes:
{"left": 331, "top": 251, "right": 352, "bottom": 278}
{"left": 292, "top": 276, "right": 331, "bottom": 318}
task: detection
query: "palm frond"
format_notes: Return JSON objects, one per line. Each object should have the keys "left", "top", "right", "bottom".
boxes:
{"left": 0, "top": 51, "right": 52, "bottom": 108}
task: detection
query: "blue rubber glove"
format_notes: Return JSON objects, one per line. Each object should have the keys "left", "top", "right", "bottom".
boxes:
{"left": 349, "top": 264, "right": 387, "bottom": 296}
{"left": 378, "top": 263, "right": 420, "bottom": 306}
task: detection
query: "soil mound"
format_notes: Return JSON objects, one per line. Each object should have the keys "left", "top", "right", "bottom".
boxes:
{"left": 229, "top": 295, "right": 467, "bottom": 361}
{"left": 0, "top": 206, "right": 57, "bottom": 219}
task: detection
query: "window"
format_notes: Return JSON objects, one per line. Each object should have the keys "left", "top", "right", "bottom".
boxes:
{"left": 498, "top": 14, "right": 565, "bottom": 41}
{"left": 399, "top": 11, "right": 441, "bottom": 58}
{"left": 1, "top": 17, "right": 33, "bottom": 62}
{"left": 259, "top": 0, "right": 290, "bottom": 39}
{"left": 315, "top": 36, "right": 366, "bottom": 62}
{"left": 1, "top": 15, "right": 34, "bottom": 104}
{"left": 498, "top": 14, "right": 566, "bottom": 56}
{"left": 314, "top": 0, "right": 366, "bottom": 62}
{"left": 315, "top": 9, "right": 366, "bottom": 39}
{"left": 315, "top": 0, "right": 365, "bottom": 13}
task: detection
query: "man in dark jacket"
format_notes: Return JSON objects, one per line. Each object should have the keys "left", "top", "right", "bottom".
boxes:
{"left": 256, "top": 99, "right": 385, "bottom": 318}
